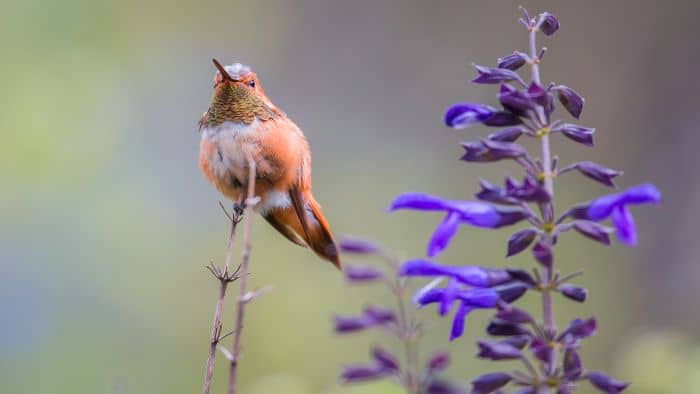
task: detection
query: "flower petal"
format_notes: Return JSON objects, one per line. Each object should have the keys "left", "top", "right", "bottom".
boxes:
{"left": 444, "top": 103, "right": 495, "bottom": 129}
{"left": 507, "top": 228, "right": 537, "bottom": 257}
{"left": 611, "top": 206, "right": 636, "bottom": 246}
{"left": 450, "top": 303, "right": 472, "bottom": 341}
{"left": 555, "top": 85, "right": 584, "bottom": 119}
{"left": 428, "top": 212, "right": 462, "bottom": 257}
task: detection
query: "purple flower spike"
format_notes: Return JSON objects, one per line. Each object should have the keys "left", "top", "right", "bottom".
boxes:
{"left": 555, "top": 123, "right": 595, "bottom": 146}
{"left": 572, "top": 184, "right": 662, "bottom": 245}
{"left": 488, "top": 127, "right": 525, "bottom": 142}
{"left": 344, "top": 264, "right": 384, "bottom": 283}
{"left": 538, "top": 12, "right": 560, "bottom": 36}
{"left": 340, "top": 364, "right": 386, "bottom": 383}
{"left": 554, "top": 85, "right": 584, "bottom": 119}
{"left": 399, "top": 259, "right": 511, "bottom": 287}
{"left": 563, "top": 348, "right": 583, "bottom": 380}
{"left": 560, "top": 161, "right": 622, "bottom": 187}
{"left": 444, "top": 103, "right": 495, "bottom": 129}
{"left": 532, "top": 241, "right": 553, "bottom": 267}
{"left": 461, "top": 140, "right": 526, "bottom": 162}
{"left": 339, "top": 236, "right": 382, "bottom": 254}
{"left": 573, "top": 220, "right": 612, "bottom": 245}
{"left": 507, "top": 228, "right": 538, "bottom": 257}
{"left": 471, "top": 372, "right": 512, "bottom": 394}
{"left": 477, "top": 340, "right": 522, "bottom": 360}
{"left": 559, "top": 283, "right": 587, "bottom": 303}
{"left": 498, "top": 52, "right": 527, "bottom": 70}
{"left": 587, "top": 371, "right": 629, "bottom": 393}
{"left": 472, "top": 64, "right": 524, "bottom": 85}
{"left": 427, "top": 351, "right": 451, "bottom": 373}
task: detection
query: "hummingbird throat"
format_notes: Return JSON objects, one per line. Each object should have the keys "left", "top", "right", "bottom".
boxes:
{"left": 204, "top": 84, "right": 277, "bottom": 126}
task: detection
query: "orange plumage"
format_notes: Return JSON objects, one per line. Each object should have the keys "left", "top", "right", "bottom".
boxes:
{"left": 198, "top": 59, "right": 340, "bottom": 269}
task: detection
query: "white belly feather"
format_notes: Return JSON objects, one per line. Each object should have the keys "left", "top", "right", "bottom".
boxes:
{"left": 200, "top": 120, "right": 291, "bottom": 215}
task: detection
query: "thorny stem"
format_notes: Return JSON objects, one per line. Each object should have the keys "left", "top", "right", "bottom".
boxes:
{"left": 202, "top": 201, "right": 243, "bottom": 394}
{"left": 529, "top": 18, "right": 557, "bottom": 393}
{"left": 227, "top": 160, "right": 258, "bottom": 394}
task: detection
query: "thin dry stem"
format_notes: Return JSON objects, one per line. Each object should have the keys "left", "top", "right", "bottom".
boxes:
{"left": 202, "top": 199, "right": 243, "bottom": 394}
{"left": 227, "top": 160, "right": 258, "bottom": 394}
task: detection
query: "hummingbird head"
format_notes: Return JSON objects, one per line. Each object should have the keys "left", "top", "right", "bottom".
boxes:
{"left": 204, "top": 59, "right": 278, "bottom": 126}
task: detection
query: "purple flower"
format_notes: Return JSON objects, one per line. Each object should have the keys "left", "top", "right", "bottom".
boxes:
{"left": 538, "top": 12, "right": 560, "bottom": 36}
{"left": 497, "top": 52, "right": 527, "bottom": 70}
{"left": 559, "top": 161, "right": 622, "bottom": 187}
{"left": 500, "top": 335, "right": 530, "bottom": 349}
{"left": 530, "top": 338, "right": 552, "bottom": 364}
{"left": 334, "top": 306, "right": 396, "bottom": 333}
{"left": 569, "top": 184, "right": 661, "bottom": 245}
{"left": 389, "top": 193, "right": 528, "bottom": 256}
{"left": 471, "top": 372, "right": 512, "bottom": 394}
{"left": 495, "top": 305, "right": 534, "bottom": 324}
{"left": 344, "top": 264, "right": 384, "bottom": 282}
{"left": 427, "top": 351, "right": 451, "bottom": 373}
{"left": 475, "top": 179, "right": 518, "bottom": 205}
{"left": 426, "top": 380, "right": 466, "bottom": 394}
{"left": 339, "top": 236, "right": 382, "bottom": 254}
{"left": 506, "top": 268, "right": 536, "bottom": 287}
{"left": 532, "top": 241, "right": 553, "bottom": 267}
{"left": 476, "top": 340, "right": 522, "bottom": 360}
{"left": 558, "top": 317, "right": 597, "bottom": 343}
{"left": 472, "top": 64, "right": 525, "bottom": 85}
{"left": 399, "top": 259, "right": 511, "bottom": 287}
{"left": 488, "top": 126, "right": 526, "bottom": 142}
{"left": 572, "top": 221, "right": 612, "bottom": 245}
{"left": 558, "top": 284, "right": 587, "bottom": 303}
{"left": 371, "top": 346, "right": 399, "bottom": 372}
{"left": 450, "top": 303, "right": 472, "bottom": 340}
{"left": 486, "top": 320, "right": 530, "bottom": 337}
{"left": 587, "top": 371, "right": 629, "bottom": 393}
{"left": 505, "top": 176, "right": 550, "bottom": 203}
{"left": 460, "top": 140, "right": 526, "bottom": 162}
{"left": 563, "top": 348, "right": 583, "bottom": 380}
{"left": 506, "top": 228, "right": 537, "bottom": 257}
{"left": 340, "top": 364, "right": 387, "bottom": 383}
{"left": 554, "top": 123, "right": 595, "bottom": 146}
{"left": 444, "top": 103, "right": 495, "bottom": 129}
{"left": 554, "top": 85, "right": 584, "bottom": 119}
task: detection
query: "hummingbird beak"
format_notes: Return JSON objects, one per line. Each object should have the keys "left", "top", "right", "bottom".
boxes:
{"left": 212, "top": 58, "right": 235, "bottom": 82}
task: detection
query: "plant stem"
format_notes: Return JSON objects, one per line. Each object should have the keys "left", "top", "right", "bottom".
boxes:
{"left": 529, "top": 20, "right": 557, "bottom": 390}
{"left": 203, "top": 202, "right": 242, "bottom": 394}
{"left": 227, "top": 161, "right": 258, "bottom": 394}
{"left": 394, "top": 276, "right": 419, "bottom": 394}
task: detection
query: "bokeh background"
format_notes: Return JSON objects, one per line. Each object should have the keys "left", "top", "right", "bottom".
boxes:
{"left": 2, "top": 0, "right": 699, "bottom": 393}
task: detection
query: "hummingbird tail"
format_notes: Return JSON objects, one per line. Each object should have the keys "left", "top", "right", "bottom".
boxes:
{"left": 263, "top": 190, "right": 340, "bottom": 269}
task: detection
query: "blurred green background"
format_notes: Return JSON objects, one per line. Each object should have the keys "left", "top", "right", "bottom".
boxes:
{"left": 1, "top": 0, "right": 698, "bottom": 393}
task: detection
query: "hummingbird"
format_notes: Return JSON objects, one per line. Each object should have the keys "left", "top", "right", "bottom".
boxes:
{"left": 198, "top": 59, "right": 340, "bottom": 269}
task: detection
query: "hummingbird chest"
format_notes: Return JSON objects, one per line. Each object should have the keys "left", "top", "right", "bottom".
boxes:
{"left": 199, "top": 120, "right": 262, "bottom": 198}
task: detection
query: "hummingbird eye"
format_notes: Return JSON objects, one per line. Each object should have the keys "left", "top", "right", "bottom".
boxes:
{"left": 246, "top": 80, "right": 256, "bottom": 88}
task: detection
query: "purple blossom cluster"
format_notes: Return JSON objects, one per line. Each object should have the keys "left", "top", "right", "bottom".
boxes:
{"left": 334, "top": 237, "right": 465, "bottom": 393}
{"left": 386, "top": 8, "right": 661, "bottom": 394}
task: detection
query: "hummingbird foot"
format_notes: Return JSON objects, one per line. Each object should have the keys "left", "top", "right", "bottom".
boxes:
{"left": 232, "top": 203, "right": 245, "bottom": 222}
